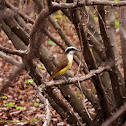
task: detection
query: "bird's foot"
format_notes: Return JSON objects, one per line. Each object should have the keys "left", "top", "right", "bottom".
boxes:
{"left": 60, "top": 75, "right": 70, "bottom": 84}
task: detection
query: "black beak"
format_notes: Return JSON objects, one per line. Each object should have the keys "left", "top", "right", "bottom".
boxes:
{"left": 75, "top": 48, "right": 81, "bottom": 52}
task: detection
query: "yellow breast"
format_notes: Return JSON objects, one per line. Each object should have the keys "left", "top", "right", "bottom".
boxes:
{"left": 57, "top": 54, "right": 73, "bottom": 75}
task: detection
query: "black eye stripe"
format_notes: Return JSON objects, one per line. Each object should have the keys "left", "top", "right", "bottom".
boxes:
{"left": 65, "top": 47, "right": 76, "bottom": 53}
{"left": 66, "top": 48, "right": 74, "bottom": 52}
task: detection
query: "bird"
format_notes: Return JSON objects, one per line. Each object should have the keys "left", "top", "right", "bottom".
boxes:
{"left": 49, "top": 46, "right": 81, "bottom": 81}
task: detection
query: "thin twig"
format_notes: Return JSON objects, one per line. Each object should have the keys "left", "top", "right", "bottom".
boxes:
{"left": 0, "top": 51, "right": 21, "bottom": 66}
{"left": 32, "top": 83, "right": 51, "bottom": 126}
{"left": 0, "top": 46, "right": 26, "bottom": 56}
{"left": 78, "top": 80, "right": 93, "bottom": 120}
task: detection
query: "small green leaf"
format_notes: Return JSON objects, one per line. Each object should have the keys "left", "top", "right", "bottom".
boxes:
{"left": 0, "top": 96, "right": 7, "bottom": 99}
{"left": 25, "top": 79, "right": 34, "bottom": 84}
{"left": 34, "top": 102, "right": 39, "bottom": 106}
{"left": 114, "top": 0, "right": 119, "bottom": 1}
{"left": 5, "top": 102, "right": 15, "bottom": 107}
{"left": 115, "top": 20, "right": 119, "bottom": 28}
{"left": 37, "top": 65, "right": 45, "bottom": 70}
{"left": 2, "top": 120, "right": 6, "bottom": 124}
{"left": 47, "top": 40, "right": 56, "bottom": 46}
{"left": 16, "top": 106, "right": 24, "bottom": 110}
{"left": 94, "top": 16, "right": 98, "bottom": 20}
{"left": 30, "top": 118, "right": 38, "bottom": 125}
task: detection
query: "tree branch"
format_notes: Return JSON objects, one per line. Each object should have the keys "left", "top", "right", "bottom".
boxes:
{"left": 97, "top": 5, "right": 124, "bottom": 109}
{"left": 39, "top": 64, "right": 112, "bottom": 89}
{"left": 69, "top": 3, "right": 111, "bottom": 119}
{"left": 3, "top": 16, "right": 30, "bottom": 46}
{"left": 0, "top": 46, "right": 26, "bottom": 56}
{"left": 119, "top": 6, "right": 126, "bottom": 96}
{"left": 45, "top": 88, "right": 84, "bottom": 126}
{"left": 52, "top": 0, "right": 126, "bottom": 9}
{"left": 0, "top": 51, "right": 21, "bottom": 66}
{"left": 102, "top": 103, "right": 126, "bottom": 126}
{"left": 5, "top": 0, "right": 34, "bottom": 24}
{"left": 1, "top": 20, "right": 27, "bottom": 50}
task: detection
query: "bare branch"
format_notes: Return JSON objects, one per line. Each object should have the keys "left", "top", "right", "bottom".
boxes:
{"left": 4, "top": 0, "right": 126, "bottom": 26}
{"left": 3, "top": 16, "right": 30, "bottom": 46}
{"left": 0, "top": 51, "right": 21, "bottom": 66}
{"left": 97, "top": 5, "right": 125, "bottom": 110}
{"left": 70, "top": 4, "right": 111, "bottom": 119}
{"left": 46, "top": 87, "right": 84, "bottom": 126}
{"left": 0, "top": 46, "right": 26, "bottom": 56}
{"left": 52, "top": 1, "right": 126, "bottom": 9}
{"left": 5, "top": 0, "right": 34, "bottom": 24}
{"left": 48, "top": 16, "right": 77, "bottom": 49}
{"left": 102, "top": 103, "right": 126, "bottom": 126}
{"left": 119, "top": 7, "right": 126, "bottom": 95}
{"left": 39, "top": 64, "right": 112, "bottom": 89}
{"left": 1, "top": 20, "right": 27, "bottom": 50}
{"left": 43, "top": 98, "right": 51, "bottom": 126}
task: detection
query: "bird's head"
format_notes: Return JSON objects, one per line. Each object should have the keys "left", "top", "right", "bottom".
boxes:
{"left": 65, "top": 46, "right": 81, "bottom": 55}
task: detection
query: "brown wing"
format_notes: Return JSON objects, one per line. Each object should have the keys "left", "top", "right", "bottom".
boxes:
{"left": 49, "top": 56, "right": 68, "bottom": 81}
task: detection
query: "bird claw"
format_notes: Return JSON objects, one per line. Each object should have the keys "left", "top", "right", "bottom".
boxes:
{"left": 67, "top": 78, "right": 70, "bottom": 84}
{"left": 60, "top": 75, "right": 70, "bottom": 84}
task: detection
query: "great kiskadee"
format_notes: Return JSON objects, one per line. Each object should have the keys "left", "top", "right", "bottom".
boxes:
{"left": 49, "top": 46, "right": 81, "bottom": 81}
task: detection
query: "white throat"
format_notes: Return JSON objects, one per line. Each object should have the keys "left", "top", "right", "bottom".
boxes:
{"left": 67, "top": 51, "right": 74, "bottom": 66}
{"left": 68, "top": 51, "right": 74, "bottom": 56}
